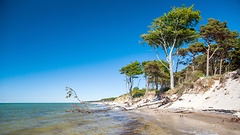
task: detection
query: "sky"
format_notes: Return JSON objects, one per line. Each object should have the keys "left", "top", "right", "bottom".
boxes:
{"left": 0, "top": 0, "right": 239, "bottom": 103}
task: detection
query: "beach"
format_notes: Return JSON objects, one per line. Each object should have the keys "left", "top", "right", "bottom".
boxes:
{"left": 105, "top": 71, "right": 240, "bottom": 134}
{"left": 124, "top": 107, "right": 240, "bottom": 135}
{"left": 1, "top": 71, "right": 240, "bottom": 135}
{"left": 1, "top": 102, "right": 240, "bottom": 135}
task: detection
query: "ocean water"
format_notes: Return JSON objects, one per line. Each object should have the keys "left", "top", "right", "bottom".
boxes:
{"left": 0, "top": 103, "right": 221, "bottom": 135}
{"left": 0, "top": 103, "right": 140, "bottom": 135}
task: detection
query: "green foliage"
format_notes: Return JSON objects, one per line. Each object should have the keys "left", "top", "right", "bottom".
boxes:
{"left": 194, "top": 70, "right": 205, "bottom": 78}
{"left": 175, "top": 69, "right": 204, "bottom": 87}
{"left": 141, "top": 5, "right": 201, "bottom": 49}
{"left": 141, "top": 5, "right": 201, "bottom": 89}
{"left": 143, "top": 60, "right": 170, "bottom": 90}
{"left": 200, "top": 18, "right": 228, "bottom": 43}
{"left": 176, "top": 42, "right": 205, "bottom": 72}
{"left": 119, "top": 61, "right": 143, "bottom": 77}
{"left": 188, "top": 42, "right": 204, "bottom": 54}
{"left": 101, "top": 97, "right": 117, "bottom": 102}
{"left": 229, "top": 37, "right": 240, "bottom": 70}
{"left": 199, "top": 18, "right": 239, "bottom": 76}
{"left": 118, "top": 5, "right": 239, "bottom": 98}
{"left": 119, "top": 61, "right": 143, "bottom": 96}
{"left": 132, "top": 87, "right": 146, "bottom": 98}
{"left": 160, "top": 87, "right": 170, "bottom": 93}
{"left": 193, "top": 54, "right": 206, "bottom": 73}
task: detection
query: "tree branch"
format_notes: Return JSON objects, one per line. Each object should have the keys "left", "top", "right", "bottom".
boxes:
{"left": 65, "top": 87, "right": 90, "bottom": 110}
{"left": 209, "top": 46, "right": 219, "bottom": 60}
{"left": 154, "top": 48, "right": 170, "bottom": 70}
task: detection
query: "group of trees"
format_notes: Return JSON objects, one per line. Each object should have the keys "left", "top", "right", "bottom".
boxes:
{"left": 120, "top": 5, "right": 240, "bottom": 96}
{"left": 120, "top": 60, "right": 170, "bottom": 95}
{"left": 175, "top": 18, "right": 239, "bottom": 79}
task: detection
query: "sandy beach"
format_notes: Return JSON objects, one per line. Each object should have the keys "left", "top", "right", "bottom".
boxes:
{"left": 105, "top": 71, "right": 240, "bottom": 134}
{"left": 124, "top": 107, "right": 240, "bottom": 135}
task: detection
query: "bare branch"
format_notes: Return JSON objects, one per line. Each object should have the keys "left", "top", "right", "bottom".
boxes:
{"left": 65, "top": 87, "right": 90, "bottom": 110}
{"left": 209, "top": 46, "right": 219, "bottom": 60}
{"left": 154, "top": 48, "right": 170, "bottom": 70}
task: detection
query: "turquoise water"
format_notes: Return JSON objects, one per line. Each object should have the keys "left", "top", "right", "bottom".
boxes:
{"left": 0, "top": 103, "right": 221, "bottom": 135}
{"left": 0, "top": 103, "right": 137, "bottom": 135}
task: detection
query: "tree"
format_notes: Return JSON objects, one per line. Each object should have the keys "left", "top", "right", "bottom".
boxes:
{"left": 65, "top": 87, "right": 91, "bottom": 112}
{"left": 141, "top": 5, "right": 201, "bottom": 89}
{"left": 187, "top": 42, "right": 204, "bottom": 71}
{"left": 216, "top": 31, "right": 238, "bottom": 74}
{"left": 119, "top": 61, "right": 143, "bottom": 96}
{"left": 175, "top": 48, "right": 188, "bottom": 73}
{"left": 193, "top": 54, "right": 206, "bottom": 73}
{"left": 200, "top": 18, "right": 230, "bottom": 76}
{"left": 142, "top": 60, "right": 170, "bottom": 90}
{"left": 142, "top": 61, "right": 150, "bottom": 91}
{"left": 229, "top": 37, "right": 240, "bottom": 71}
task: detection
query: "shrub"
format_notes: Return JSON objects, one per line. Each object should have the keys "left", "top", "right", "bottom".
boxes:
{"left": 160, "top": 87, "right": 170, "bottom": 93}
{"left": 132, "top": 88, "right": 146, "bottom": 98}
{"left": 101, "top": 97, "right": 117, "bottom": 102}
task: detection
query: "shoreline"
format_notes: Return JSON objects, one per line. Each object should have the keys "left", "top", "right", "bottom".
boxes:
{"left": 124, "top": 107, "right": 240, "bottom": 135}
{"left": 101, "top": 101, "right": 240, "bottom": 134}
{"left": 101, "top": 71, "right": 240, "bottom": 134}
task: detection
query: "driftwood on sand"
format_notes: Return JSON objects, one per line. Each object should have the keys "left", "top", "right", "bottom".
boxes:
{"left": 109, "top": 95, "right": 171, "bottom": 111}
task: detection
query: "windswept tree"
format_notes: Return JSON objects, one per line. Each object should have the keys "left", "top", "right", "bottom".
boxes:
{"left": 175, "top": 47, "right": 188, "bottom": 73}
{"left": 119, "top": 61, "right": 143, "bottom": 96}
{"left": 200, "top": 18, "right": 231, "bottom": 76}
{"left": 142, "top": 61, "right": 150, "bottom": 91}
{"left": 229, "top": 37, "right": 240, "bottom": 70}
{"left": 193, "top": 54, "right": 206, "bottom": 73}
{"left": 143, "top": 60, "right": 169, "bottom": 90}
{"left": 65, "top": 87, "right": 90, "bottom": 112}
{"left": 141, "top": 5, "right": 201, "bottom": 89}
{"left": 216, "top": 31, "right": 238, "bottom": 74}
{"left": 186, "top": 42, "right": 204, "bottom": 71}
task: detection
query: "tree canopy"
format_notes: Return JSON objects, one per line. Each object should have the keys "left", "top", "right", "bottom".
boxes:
{"left": 119, "top": 5, "right": 239, "bottom": 98}
{"left": 119, "top": 61, "right": 143, "bottom": 96}
{"left": 200, "top": 18, "right": 239, "bottom": 76}
{"left": 141, "top": 5, "right": 201, "bottom": 89}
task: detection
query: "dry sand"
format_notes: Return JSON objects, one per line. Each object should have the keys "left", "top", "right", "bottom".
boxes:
{"left": 169, "top": 78, "right": 240, "bottom": 111}
{"left": 111, "top": 71, "right": 240, "bottom": 134}
{"left": 126, "top": 107, "right": 240, "bottom": 135}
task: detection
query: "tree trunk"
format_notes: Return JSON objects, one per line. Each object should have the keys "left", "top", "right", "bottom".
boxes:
{"left": 219, "top": 58, "right": 223, "bottom": 75}
{"left": 145, "top": 76, "right": 149, "bottom": 92}
{"left": 211, "top": 60, "right": 215, "bottom": 76}
{"left": 175, "top": 57, "right": 180, "bottom": 73}
{"left": 192, "top": 55, "right": 195, "bottom": 72}
{"left": 206, "top": 43, "right": 210, "bottom": 77}
{"left": 169, "top": 54, "right": 174, "bottom": 89}
{"left": 129, "top": 77, "right": 133, "bottom": 96}
{"left": 192, "top": 65, "right": 195, "bottom": 72}
{"left": 214, "top": 66, "right": 217, "bottom": 76}
{"left": 155, "top": 77, "right": 158, "bottom": 90}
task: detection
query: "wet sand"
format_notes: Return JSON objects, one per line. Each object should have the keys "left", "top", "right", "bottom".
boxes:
{"left": 125, "top": 107, "right": 240, "bottom": 135}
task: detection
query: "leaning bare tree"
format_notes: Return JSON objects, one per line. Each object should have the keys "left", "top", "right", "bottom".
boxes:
{"left": 65, "top": 87, "right": 113, "bottom": 113}
{"left": 65, "top": 87, "right": 91, "bottom": 113}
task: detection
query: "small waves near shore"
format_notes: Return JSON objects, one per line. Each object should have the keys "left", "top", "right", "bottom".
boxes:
{"left": 0, "top": 103, "right": 145, "bottom": 135}
{"left": 1, "top": 102, "right": 239, "bottom": 135}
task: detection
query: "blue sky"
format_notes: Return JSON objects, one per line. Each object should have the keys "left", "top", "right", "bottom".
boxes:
{"left": 0, "top": 0, "right": 239, "bottom": 102}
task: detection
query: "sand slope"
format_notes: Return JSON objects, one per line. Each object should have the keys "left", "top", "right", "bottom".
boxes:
{"left": 168, "top": 71, "right": 240, "bottom": 116}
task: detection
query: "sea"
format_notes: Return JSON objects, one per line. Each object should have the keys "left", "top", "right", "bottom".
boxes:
{"left": 0, "top": 103, "right": 220, "bottom": 135}
{"left": 0, "top": 103, "right": 141, "bottom": 135}
{"left": 0, "top": 103, "right": 134, "bottom": 135}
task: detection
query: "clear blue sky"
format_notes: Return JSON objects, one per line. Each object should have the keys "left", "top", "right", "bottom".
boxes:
{"left": 0, "top": 0, "right": 239, "bottom": 102}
